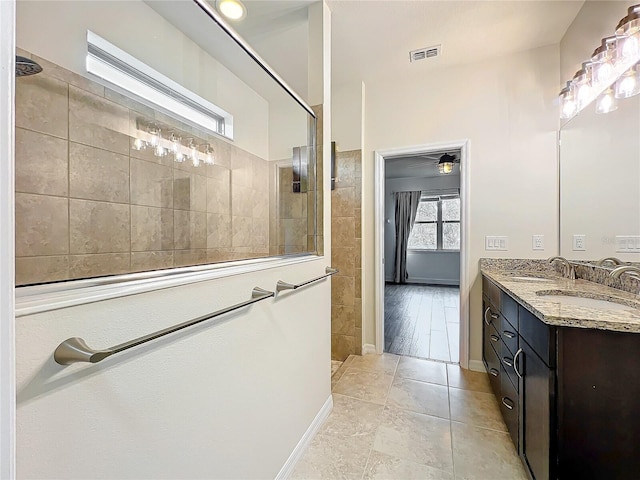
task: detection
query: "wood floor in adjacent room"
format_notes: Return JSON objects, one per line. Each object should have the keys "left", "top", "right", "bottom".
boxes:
{"left": 384, "top": 284, "right": 460, "bottom": 363}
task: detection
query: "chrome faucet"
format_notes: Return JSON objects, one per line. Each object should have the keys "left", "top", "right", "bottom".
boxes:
{"left": 610, "top": 265, "right": 640, "bottom": 279}
{"left": 596, "top": 257, "right": 623, "bottom": 266}
{"left": 548, "top": 256, "right": 576, "bottom": 280}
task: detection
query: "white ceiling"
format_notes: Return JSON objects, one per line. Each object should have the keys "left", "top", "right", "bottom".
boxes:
{"left": 385, "top": 150, "right": 460, "bottom": 179}
{"left": 327, "top": 0, "right": 584, "bottom": 87}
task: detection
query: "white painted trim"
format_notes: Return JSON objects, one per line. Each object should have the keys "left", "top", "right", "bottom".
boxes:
{"left": 373, "top": 140, "right": 471, "bottom": 368}
{"left": 468, "top": 360, "right": 486, "bottom": 373}
{"left": 16, "top": 255, "right": 320, "bottom": 317}
{"left": 362, "top": 344, "right": 376, "bottom": 355}
{"left": 275, "top": 394, "right": 333, "bottom": 480}
{"left": 0, "top": 0, "right": 16, "bottom": 477}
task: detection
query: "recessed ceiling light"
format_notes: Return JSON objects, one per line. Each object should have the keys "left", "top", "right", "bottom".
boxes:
{"left": 216, "top": 0, "right": 247, "bottom": 21}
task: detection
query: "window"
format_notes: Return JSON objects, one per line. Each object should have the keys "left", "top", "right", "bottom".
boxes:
{"left": 408, "top": 195, "right": 460, "bottom": 250}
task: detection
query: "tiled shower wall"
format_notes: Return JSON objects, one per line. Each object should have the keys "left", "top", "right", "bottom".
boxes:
{"left": 14, "top": 50, "right": 278, "bottom": 285}
{"left": 331, "top": 149, "right": 362, "bottom": 360}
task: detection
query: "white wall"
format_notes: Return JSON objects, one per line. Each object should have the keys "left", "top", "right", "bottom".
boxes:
{"left": 16, "top": 0, "right": 270, "bottom": 159}
{"left": 359, "top": 45, "right": 560, "bottom": 361}
{"left": 384, "top": 175, "right": 461, "bottom": 284}
{"left": 14, "top": 1, "right": 333, "bottom": 478}
{"left": 332, "top": 82, "right": 364, "bottom": 152}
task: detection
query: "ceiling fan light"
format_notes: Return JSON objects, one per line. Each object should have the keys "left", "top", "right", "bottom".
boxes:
{"left": 438, "top": 153, "right": 456, "bottom": 175}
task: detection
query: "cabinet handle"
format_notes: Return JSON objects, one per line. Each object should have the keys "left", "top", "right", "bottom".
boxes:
{"left": 502, "top": 397, "right": 514, "bottom": 410}
{"left": 503, "top": 330, "right": 516, "bottom": 339}
{"left": 490, "top": 334, "right": 499, "bottom": 343}
{"left": 502, "top": 356, "right": 513, "bottom": 368}
{"left": 491, "top": 313, "right": 499, "bottom": 319}
{"left": 513, "top": 348, "right": 524, "bottom": 379}
{"left": 489, "top": 368, "right": 499, "bottom": 377}
{"left": 484, "top": 307, "right": 492, "bottom": 325}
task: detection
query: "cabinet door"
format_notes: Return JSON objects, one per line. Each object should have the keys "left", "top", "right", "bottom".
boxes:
{"left": 521, "top": 338, "right": 554, "bottom": 480}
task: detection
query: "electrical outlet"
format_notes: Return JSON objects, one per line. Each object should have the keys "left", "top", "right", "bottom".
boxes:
{"left": 485, "top": 236, "right": 508, "bottom": 251}
{"left": 573, "top": 234, "right": 586, "bottom": 251}
{"left": 532, "top": 235, "right": 544, "bottom": 251}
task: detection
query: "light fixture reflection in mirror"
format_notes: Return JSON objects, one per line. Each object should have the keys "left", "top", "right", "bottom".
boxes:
{"left": 595, "top": 88, "right": 618, "bottom": 114}
{"left": 615, "top": 64, "right": 640, "bottom": 98}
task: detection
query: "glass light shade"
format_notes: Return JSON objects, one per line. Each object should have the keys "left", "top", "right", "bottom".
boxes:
{"left": 174, "top": 151, "right": 185, "bottom": 163}
{"left": 204, "top": 145, "right": 215, "bottom": 166}
{"left": 591, "top": 37, "right": 617, "bottom": 88}
{"left": 572, "top": 68, "right": 592, "bottom": 110}
{"left": 560, "top": 91, "right": 577, "bottom": 119}
{"left": 615, "top": 65, "right": 640, "bottom": 98}
{"left": 595, "top": 88, "right": 618, "bottom": 114}
{"left": 132, "top": 138, "right": 146, "bottom": 151}
{"left": 617, "top": 33, "right": 640, "bottom": 64}
{"left": 153, "top": 145, "right": 167, "bottom": 157}
{"left": 616, "top": 6, "right": 640, "bottom": 37}
{"left": 148, "top": 128, "right": 160, "bottom": 147}
{"left": 438, "top": 162, "right": 453, "bottom": 174}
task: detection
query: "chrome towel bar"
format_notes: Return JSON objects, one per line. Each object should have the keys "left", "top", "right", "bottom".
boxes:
{"left": 53, "top": 287, "right": 274, "bottom": 365}
{"left": 276, "top": 267, "right": 338, "bottom": 293}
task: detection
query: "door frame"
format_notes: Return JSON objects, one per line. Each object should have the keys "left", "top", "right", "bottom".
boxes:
{"left": 374, "top": 139, "right": 470, "bottom": 368}
{"left": 0, "top": 0, "right": 16, "bottom": 476}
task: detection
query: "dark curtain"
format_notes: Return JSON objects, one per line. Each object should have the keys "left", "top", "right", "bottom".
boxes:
{"left": 393, "top": 191, "right": 422, "bottom": 283}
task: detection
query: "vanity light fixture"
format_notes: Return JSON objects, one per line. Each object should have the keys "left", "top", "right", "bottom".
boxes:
{"left": 188, "top": 139, "right": 200, "bottom": 167}
{"left": 132, "top": 138, "right": 146, "bottom": 151}
{"left": 86, "top": 31, "right": 234, "bottom": 139}
{"left": 438, "top": 153, "right": 456, "bottom": 174}
{"left": 616, "top": 6, "right": 640, "bottom": 62}
{"left": 615, "top": 64, "right": 640, "bottom": 98}
{"left": 573, "top": 63, "right": 593, "bottom": 110}
{"left": 559, "top": 82, "right": 577, "bottom": 120}
{"left": 216, "top": 0, "right": 247, "bottom": 21}
{"left": 591, "top": 37, "right": 617, "bottom": 88}
{"left": 204, "top": 144, "right": 216, "bottom": 166}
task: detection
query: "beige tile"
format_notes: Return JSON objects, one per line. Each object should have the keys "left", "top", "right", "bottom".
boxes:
{"left": 69, "top": 85, "right": 129, "bottom": 155}
{"left": 279, "top": 191, "right": 303, "bottom": 219}
{"left": 355, "top": 268, "right": 362, "bottom": 299}
{"left": 206, "top": 213, "right": 232, "bottom": 248}
{"left": 206, "top": 163, "right": 231, "bottom": 184}
{"left": 69, "top": 199, "right": 130, "bottom": 254}
{"left": 69, "top": 143, "right": 129, "bottom": 203}
{"left": 387, "top": 378, "right": 450, "bottom": 419}
{"left": 15, "top": 73, "right": 68, "bottom": 139}
{"left": 251, "top": 217, "right": 268, "bottom": 248}
{"left": 332, "top": 367, "right": 393, "bottom": 405}
{"left": 173, "top": 249, "right": 207, "bottom": 267}
{"left": 252, "top": 189, "right": 270, "bottom": 219}
{"left": 355, "top": 298, "right": 362, "bottom": 328}
{"left": 231, "top": 184, "right": 253, "bottom": 217}
{"left": 396, "top": 357, "right": 448, "bottom": 386}
{"left": 451, "top": 422, "right": 527, "bottom": 480}
{"left": 206, "top": 248, "right": 233, "bottom": 263}
{"left": 331, "top": 360, "right": 343, "bottom": 377}
{"left": 335, "top": 150, "right": 356, "bottom": 188}
{"left": 174, "top": 171, "right": 207, "bottom": 212}
{"left": 292, "top": 394, "right": 383, "bottom": 479}
{"left": 206, "top": 138, "right": 231, "bottom": 170}
{"left": 15, "top": 193, "right": 68, "bottom": 256}
{"left": 332, "top": 334, "right": 356, "bottom": 361}
{"left": 130, "top": 158, "right": 173, "bottom": 208}
{"left": 131, "top": 206, "right": 173, "bottom": 252}
{"left": 15, "top": 255, "right": 69, "bottom": 286}
{"left": 206, "top": 177, "right": 230, "bottom": 214}
{"left": 331, "top": 215, "right": 355, "bottom": 245}
{"left": 252, "top": 157, "right": 269, "bottom": 192}
{"left": 174, "top": 210, "right": 207, "bottom": 250}
{"left": 332, "top": 186, "right": 355, "bottom": 217}
{"left": 332, "top": 275, "right": 355, "bottom": 306}
{"left": 446, "top": 364, "right": 492, "bottom": 393}
{"left": 363, "top": 451, "right": 453, "bottom": 480}
{"left": 230, "top": 150, "right": 252, "bottom": 187}
{"left": 332, "top": 304, "right": 355, "bottom": 336}
{"left": 69, "top": 253, "right": 130, "bottom": 279}
{"left": 449, "top": 388, "right": 507, "bottom": 432}
{"left": 332, "top": 247, "right": 355, "bottom": 277}
{"left": 15, "top": 128, "right": 68, "bottom": 196}
{"left": 232, "top": 216, "right": 253, "bottom": 247}
{"left": 373, "top": 406, "right": 453, "bottom": 473}
{"left": 348, "top": 353, "right": 400, "bottom": 375}
{"left": 355, "top": 208, "right": 362, "bottom": 238}
{"left": 32, "top": 54, "right": 104, "bottom": 97}
{"left": 131, "top": 251, "right": 174, "bottom": 272}
{"left": 354, "top": 330, "right": 362, "bottom": 355}
{"left": 280, "top": 218, "right": 307, "bottom": 247}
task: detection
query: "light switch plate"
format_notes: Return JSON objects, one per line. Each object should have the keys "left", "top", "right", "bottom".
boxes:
{"left": 573, "top": 234, "right": 586, "bottom": 251}
{"left": 616, "top": 235, "right": 640, "bottom": 252}
{"left": 532, "top": 235, "right": 544, "bottom": 251}
{"left": 486, "top": 236, "right": 508, "bottom": 251}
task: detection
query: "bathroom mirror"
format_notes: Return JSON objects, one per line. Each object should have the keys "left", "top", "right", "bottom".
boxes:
{"left": 559, "top": 80, "right": 640, "bottom": 263}
{"left": 14, "top": 0, "right": 318, "bottom": 286}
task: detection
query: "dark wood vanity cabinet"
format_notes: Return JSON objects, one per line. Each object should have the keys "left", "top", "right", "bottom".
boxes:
{"left": 482, "top": 275, "right": 640, "bottom": 480}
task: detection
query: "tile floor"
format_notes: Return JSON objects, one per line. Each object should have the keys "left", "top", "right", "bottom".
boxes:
{"left": 385, "top": 285, "right": 460, "bottom": 363}
{"left": 291, "top": 354, "right": 527, "bottom": 480}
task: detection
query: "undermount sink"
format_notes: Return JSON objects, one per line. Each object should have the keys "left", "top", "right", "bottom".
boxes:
{"left": 536, "top": 290, "right": 639, "bottom": 311}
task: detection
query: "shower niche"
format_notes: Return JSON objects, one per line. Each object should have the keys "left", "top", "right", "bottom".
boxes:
{"left": 14, "top": 0, "right": 319, "bottom": 286}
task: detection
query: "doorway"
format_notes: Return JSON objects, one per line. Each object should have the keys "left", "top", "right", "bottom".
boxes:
{"left": 374, "top": 141, "right": 470, "bottom": 368}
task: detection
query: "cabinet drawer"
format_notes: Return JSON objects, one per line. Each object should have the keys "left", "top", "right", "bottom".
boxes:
{"left": 501, "top": 291, "right": 518, "bottom": 329}
{"left": 500, "top": 368, "right": 519, "bottom": 450}
{"left": 484, "top": 335, "right": 501, "bottom": 398}
{"left": 519, "top": 306, "right": 555, "bottom": 368}
{"left": 500, "top": 343, "right": 520, "bottom": 392}
{"left": 500, "top": 314, "right": 518, "bottom": 354}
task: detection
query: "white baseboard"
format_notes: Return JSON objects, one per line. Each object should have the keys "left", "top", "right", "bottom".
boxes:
{"left": 275, "top": 394, "right": 333, "bottom": 480}
{"left": 362, "top": 344, "right": 376, "bottom": 355}
{"left": 468, "top": 360, "right": 486, "bottom": 372}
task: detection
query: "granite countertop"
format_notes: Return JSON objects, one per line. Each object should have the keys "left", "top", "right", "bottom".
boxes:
{"left": 481, "top": 263, "right": 640, "bottom": 333}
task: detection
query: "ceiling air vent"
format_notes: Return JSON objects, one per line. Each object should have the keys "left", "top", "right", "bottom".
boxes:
{"left": 409, "top": 45, "right": 441, "bottom": 63}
